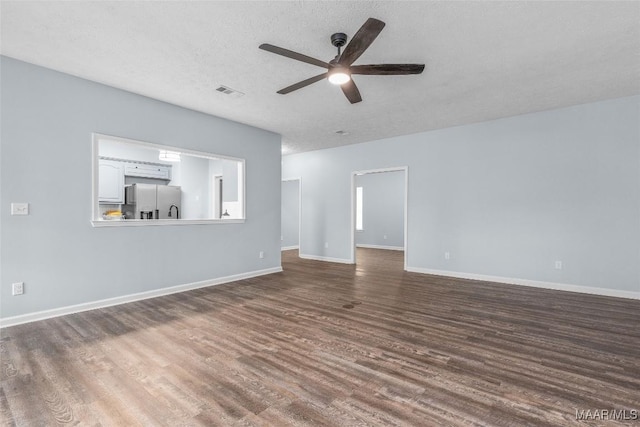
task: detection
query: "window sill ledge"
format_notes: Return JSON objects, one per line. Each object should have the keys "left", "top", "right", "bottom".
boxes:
{"left": 91, "top": 218, "right": 245, "bottom": 227}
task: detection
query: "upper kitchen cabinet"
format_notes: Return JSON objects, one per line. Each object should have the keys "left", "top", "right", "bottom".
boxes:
{"left": 98, "top": 159, "right": 124, "bottom": 203}
{"left": 124, "top": 162, "right": 171, "bottom": 180}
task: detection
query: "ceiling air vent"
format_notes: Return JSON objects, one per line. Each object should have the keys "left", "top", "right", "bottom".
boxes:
{"left": 215, "top": 85, "right": 245, "bottom": 98}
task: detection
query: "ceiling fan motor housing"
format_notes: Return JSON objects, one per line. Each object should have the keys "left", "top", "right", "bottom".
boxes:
{"left": 331, "top": 32, "right": 348, "bottom": 48}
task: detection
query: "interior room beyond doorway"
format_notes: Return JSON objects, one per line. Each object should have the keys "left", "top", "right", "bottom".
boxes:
{"left": 352, "top": 168, "right": 407, "bottom": 269}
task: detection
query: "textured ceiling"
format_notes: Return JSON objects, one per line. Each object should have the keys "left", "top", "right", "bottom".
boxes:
{"left": 1, "top": 1, "right": 639, "bottom": 155}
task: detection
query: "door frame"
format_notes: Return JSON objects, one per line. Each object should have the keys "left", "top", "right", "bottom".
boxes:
{"left": 281, "top": 177, "right": 302, "bottom": 252}
{"left": 212, "top": 175, "right": 223, "bottom": 218}
{"left": 350, "top": 166, "right": 408, "bottom": 270}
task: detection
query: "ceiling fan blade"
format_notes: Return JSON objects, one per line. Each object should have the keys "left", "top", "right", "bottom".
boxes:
{"left": 259, "top": 44, "right": 330, "bottom": 69}
{"left": 350, "top": 64, "right": 425, "bottom": 75}
{"left": 277, "top": 73, "right": 328, "bottom": 94}
{"left": 341, "top": 79, "right": 362, "bottom": 104}
{"left": 338, "top": 18, "right": 386, "bottom": 66}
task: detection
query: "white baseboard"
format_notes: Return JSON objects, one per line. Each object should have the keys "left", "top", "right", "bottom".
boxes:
{"left": 405, "top": 266, "right": 640, "bottom": 300}
{"left": 356, "top": 244, "right": 404, "bottom": 251}
{"left": 0, "top": 266, "right": 283, "bottom": 329}
{"left": 299, "top": 253, "right": 354, "bottom": 264}
{"left": 281, "top": 245, "right": 299, "bottom": 251}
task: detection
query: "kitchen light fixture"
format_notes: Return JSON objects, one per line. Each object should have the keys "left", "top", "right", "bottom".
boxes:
{"left": 159, "top": 150, "right": 181, "bottom": 162}
{"left": 328, "top": 67, "right": 351, "bottom": 85}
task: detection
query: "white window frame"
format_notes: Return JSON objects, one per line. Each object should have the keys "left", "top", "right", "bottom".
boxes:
{"left": 356, "top": 186, "right": 364, "bottom": 231}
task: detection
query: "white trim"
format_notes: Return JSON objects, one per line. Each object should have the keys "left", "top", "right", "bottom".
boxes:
{"left": 356, "top": 244, "right": 404, "bottom": 251}
{"left": 405, "top": 266, "right": 640, "bottom": 300}
{"left": 403, "top": 168, "right": 409, "bottom": 271}
{"left": 281, "top": 245, "right": 299, "bottom": 251}
{"left": 355, "top": 186, "right": 363, "bottom": 231}
{"left": 281, "top": 177, "right": 302, "bottom": 254}
{"left": 213, "top": 175, "right": 223, "bottom": 218}
{"left": 299, "top": 253, "right": 353, "bottom": 264}
{"left": 351, "top": 167, "right": 408, "bottom": 270}
{"left": 93, "top": 133, "right": 244, "bottom": 163}
{"left": 238, "top": 160, "right": 246, "bottom": 220}
{"left": 0, "top": 267, "right": 282, "bottom": 328}
{"left": 92, "top": 134, "right": 100, "bottom": 221}
{"left": 91, "top": 218, "right": 245, "bottom": 227}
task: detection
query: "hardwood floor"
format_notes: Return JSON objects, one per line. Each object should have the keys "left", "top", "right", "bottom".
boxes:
{"left": 2, "top": 248, "right": 639, "bottom": 426}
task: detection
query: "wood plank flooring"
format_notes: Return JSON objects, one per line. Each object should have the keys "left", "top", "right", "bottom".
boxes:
{"left": 1, "top": 248, "right": 639, "bottom": 426}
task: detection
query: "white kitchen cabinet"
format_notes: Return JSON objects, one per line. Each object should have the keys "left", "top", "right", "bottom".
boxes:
{"left": 98, "top": 159, "right": 125, "bottom": 203}
{"left": 124, "top": 163, "right": 171, "bottom": 180}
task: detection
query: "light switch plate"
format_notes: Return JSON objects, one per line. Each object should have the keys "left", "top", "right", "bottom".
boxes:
{"left": 11, "top": 203, "right": 29, "bottom": 216}
{"left": 12, "top": 282, "right": 24, "bottom": 295}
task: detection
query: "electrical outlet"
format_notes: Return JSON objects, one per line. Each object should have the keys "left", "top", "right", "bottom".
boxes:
{"left": 555, "top": 260, "right": 562, "bottom": 270}
{"left": 12, "top": 282, "right": 24, "bottom": 296}
{"left": 11, "top": 203, "right": 29, "bottom": 216}
{"left": 259, "top": 251, "right": 265, "bottom": 259}
{"left": 324, "top": 242, "right": 329, "bottom": 249}
{"left": 280, "top": 236, "right": 284, "bottom": 241}
{"left": 445, "top": 252, "right": 450, "bottom": 260}
{"left": 383, "top": 235, "right": 387, "bottom": 240}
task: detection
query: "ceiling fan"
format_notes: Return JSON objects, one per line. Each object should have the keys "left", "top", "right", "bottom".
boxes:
{"left": 259, "top": 18, "right": 425, "bottom": 104}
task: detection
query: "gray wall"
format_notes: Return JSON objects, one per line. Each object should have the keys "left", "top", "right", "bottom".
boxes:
{"left": 221, "top": 159, "right": 238, "bottom": 202}
{"left": 281, "top": 180, "right": 300, "bottom": 249}
{"left": 179, "top": 154, "right": 211, "bottom": 219}
{"left": 283, "top": 96, "right": 640, "bottom": 293}
{"left": 355, "top": 171, "right": 404, "bottom": 249}
{"left": 1, "top": 56, "right": 282, "bottom": 320}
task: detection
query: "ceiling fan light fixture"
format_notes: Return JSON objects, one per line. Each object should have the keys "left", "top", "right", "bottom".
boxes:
{"left": 328, "top": 68, "right": 351, "bottom": 85}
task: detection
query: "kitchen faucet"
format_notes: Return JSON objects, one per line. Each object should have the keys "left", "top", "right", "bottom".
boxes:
{"left": 168, "top": 204, "right": 179, "bottom": 219}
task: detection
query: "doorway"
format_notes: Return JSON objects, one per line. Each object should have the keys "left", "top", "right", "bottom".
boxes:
{"left": 351, "top": 167, "right": 408, "bottom": 270}
{"left": 281, "top": 178, "right": 301, "bottom": 253}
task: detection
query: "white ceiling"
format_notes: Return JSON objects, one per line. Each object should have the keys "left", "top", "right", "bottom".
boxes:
{"left": 1, "top": 1, "right": 639, "bottom": 155}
